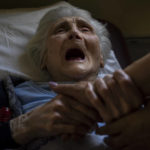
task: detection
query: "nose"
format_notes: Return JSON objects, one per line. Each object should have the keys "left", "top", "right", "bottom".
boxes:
{"left": 68, "top": 27, "right": 82, "bottom": 40}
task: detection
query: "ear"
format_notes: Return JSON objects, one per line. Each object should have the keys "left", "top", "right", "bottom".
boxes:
{"left": 100, "top": 54, "right": 104, "bottom": 68}
{"left": 40, "top": 53, "right": 47, "bottom": 70}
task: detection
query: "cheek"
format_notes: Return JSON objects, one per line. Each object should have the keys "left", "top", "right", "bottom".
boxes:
{"left": 46, "top": 37, "right": 63, "bottom": 66}
{"left": 46, "top": 35, "right": 64, "bottom": 52}
{"left": 47, "top": 41, "right": 58, "bottom": 52}
{"left": 86, "top": 36, "right": 101, "bottom": 57}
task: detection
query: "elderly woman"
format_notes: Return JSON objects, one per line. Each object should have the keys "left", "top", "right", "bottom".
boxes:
{"left": 0, "top": 3, "right": 149, "bottom": 150}
{"left": 0, "top": 5, "right": 113, "bottom": 150}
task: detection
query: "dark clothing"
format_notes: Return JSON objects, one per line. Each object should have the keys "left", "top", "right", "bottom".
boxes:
{"left": 0, "top": 76, "right": 25, "bottom": 149}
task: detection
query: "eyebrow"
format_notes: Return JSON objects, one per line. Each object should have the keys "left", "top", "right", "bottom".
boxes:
{"left": 54, "top": 21, "right": 69, "bottom": 30}
{"left": 76, "top": 19, "right": 93, "bottom": 30}
{"left": 51, "top": 18, "right": 93, "bottom": 34}
{"left": 55, "top": 18, "right": 91, "bottom": 28}
{"left": 76, "top": 19, "right": 91, "bottom": 26}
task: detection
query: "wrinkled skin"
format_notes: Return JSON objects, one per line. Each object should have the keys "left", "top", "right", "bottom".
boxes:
{"left": 50, "top": 70, "right": 144, "bottom": 123}
{"left": 42, "top": 16, "right": 103, "bottom": 82}
{"left": 90, "top": 69, "right": 144, "bottom": 122}
{"left": 12, "top": 69, "right": 146, "bottom": 146}
{"left": 50, "top": 69, "right": 147, "bottom": 149}
{"left": 11, "top": 94, "right": 99, "bottom": 144}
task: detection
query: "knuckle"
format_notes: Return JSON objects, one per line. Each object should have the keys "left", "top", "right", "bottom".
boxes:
{"left": 95, "top": 78, "right": 103, "bottom": 85}
{"left": 114, "top": 70, "right": 132, "bottom": 84}
{"left": 82, "top": 81, "right": 89, "bottom": 87}
{"left": 104, "top": 74, "right": 113, "bottom": 80}
{"left": 79, "top": 81, "right": 91, "bottom": 90}
{"left": 95, "top": 79, "right": 109, "bottom": 96}
{"left": 107, "top": 79, "right": 116, "bottom": 88}
{"left": 53, "top": 100, "right": 64, "bottom": 110}
{"left": 51, "top": 112, "right": 62, "bottom": 122}
{"left": 119, "top": 77, "right": 131, "bottom": 87}
{"left": 114, "top": 69, "right": 124, "bottom": 77}
{"left": 86, "top": 82, "right": 93, "bottom": 92}
{"left": 100, "top": 87, "right": 109, "bottom": 96}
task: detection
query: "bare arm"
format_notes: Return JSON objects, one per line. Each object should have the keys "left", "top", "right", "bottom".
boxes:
{"left": 125, "top": 53, "right": 150, "bottom": 96}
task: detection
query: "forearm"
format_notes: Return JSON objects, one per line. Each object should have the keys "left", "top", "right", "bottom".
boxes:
{"left": 125, "top": 53, "right": 150, "bottom": 97}
{"left": 10, "top": 110, "right": 38, "bottom": 145}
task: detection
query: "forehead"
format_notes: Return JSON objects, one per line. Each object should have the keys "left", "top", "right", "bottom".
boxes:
{"left": 51, "top": 16, "right": 92, "bottom": 28}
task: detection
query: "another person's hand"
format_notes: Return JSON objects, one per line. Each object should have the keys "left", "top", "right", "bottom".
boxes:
{"left": 96, "top": 101, "right": 150, "bottom": 150}
{"left": 10, "top": 94, "right": 98, "bottom": 145}
{"left": 87, "top": 69, "right": 144, "bottom": 122}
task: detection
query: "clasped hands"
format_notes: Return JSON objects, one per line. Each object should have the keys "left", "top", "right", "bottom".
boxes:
{"left": 11, "top": 69, "right": 145, "bottom": 149}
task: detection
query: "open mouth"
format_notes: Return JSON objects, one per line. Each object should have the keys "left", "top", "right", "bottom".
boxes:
{"left": 65, "top": 48, "right": 85, "bottom": 61}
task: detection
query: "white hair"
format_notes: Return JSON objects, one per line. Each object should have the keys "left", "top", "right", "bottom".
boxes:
{"left": 27, "top": 4, "right": 112, "bottom": 71}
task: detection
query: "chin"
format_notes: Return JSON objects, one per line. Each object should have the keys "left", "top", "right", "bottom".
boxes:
{"left": 64, "top": 68, "right": 94, "bottom": 81}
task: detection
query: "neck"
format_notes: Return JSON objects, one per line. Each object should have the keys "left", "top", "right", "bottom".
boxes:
{"left": 51, "top": 73, "right": 98, "bottom": 83}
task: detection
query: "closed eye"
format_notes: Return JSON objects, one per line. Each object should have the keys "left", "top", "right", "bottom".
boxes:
{"left": 55, "top": 28, "right": 66, "bottom": 33}
{"left": 80, "top": 27, "right": 91, "bottom": 32}
{"left": 77, "top": 19, "right": 93, "bottom": 33}
{"left": 53, "top": 21, "right": 69, "bottom": 34}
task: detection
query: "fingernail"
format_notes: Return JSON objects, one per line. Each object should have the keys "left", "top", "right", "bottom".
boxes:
{"left": 49, "top": 82, "right": 58, "bottom": 88}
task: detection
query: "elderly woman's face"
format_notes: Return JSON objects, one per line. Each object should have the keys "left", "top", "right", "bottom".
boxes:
{"left": 43, "top": 17, "right": 103, "bottom": 81}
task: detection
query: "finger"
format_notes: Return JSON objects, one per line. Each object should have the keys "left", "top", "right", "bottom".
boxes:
{"left": 85, "top": 82, "right": 111, "bottom": 122}
{"left": 95, "top": 77, "right": 120, "bottom": 121}
{"left": 49, "top": 82, "right": 85, "bottom": 97}
{"left": 61, "top": 96, "right": 96, "bottom": 126}
{"left": 104, "top": 75, "right": 131, "bottom": 116}
{"left": 114, "top": 70, "right": 143, "bottom": 109}
{"left": 103, "top": 75, "right": 122, "bottom": 118}
{"left": 66, "top": 96, "right": 100, "bottom": 121}
{"left": 67, "top": 108, "right": 94, "bottom": 127}
{"left": 49, "top": 82, "right": 78, "bottom": 95}
{"left": 49, "top": 82, "right": 91, "bottom": 106}
{"left": 51, "top": 96, "right": 95, "bottom": 128}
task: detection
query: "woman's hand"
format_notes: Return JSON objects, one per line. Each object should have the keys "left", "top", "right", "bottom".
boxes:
{"left": 49, "top": 81, "right": 93, "bottom": 107}
{"left": 96, "top": 101, "right": 150, "bottom": 150}
{"left": 10, "top": 94, "right": 98, "bottom": 144}
{"left": 87, "top": 69, "right": 144, "bottom": 122}
{"left": 49, "top": 81, "right": 101, "bottom": 121}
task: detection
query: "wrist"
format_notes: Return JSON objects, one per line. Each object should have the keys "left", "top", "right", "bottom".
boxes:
{"left": 10, "top": 113, "right": 35, "bottom": 145}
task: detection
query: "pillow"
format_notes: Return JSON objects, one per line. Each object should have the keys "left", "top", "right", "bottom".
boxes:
{"left": 0, "top": 1, "right": 120, "bottom": 81}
